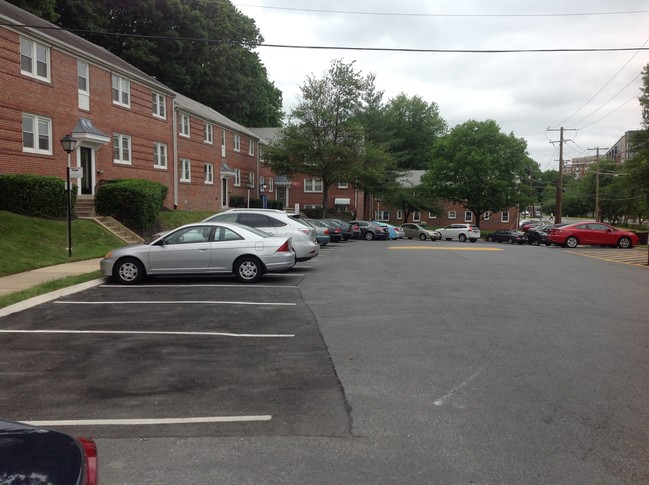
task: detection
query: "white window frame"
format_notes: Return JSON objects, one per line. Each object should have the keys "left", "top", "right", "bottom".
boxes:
{"left": 153, "top": 142, "right": 167, "bottom": 169}
{"left": 22, "top": 113, "right": 52, "bottom": 155}
{"left": 377, "top": 211, "right": 390, "bottom": 222}
{"left": 234, "top": 168, "right": 241, "bottom": 187}
{"left": 248, "top": 171, "right": 255, "bottom": 188}
{"left": 179, "top": 114, "right": 190, "bottom": 138}
{"left": 204, "top": 123, "right": 213, "bottom": 144}
{"left": 113, "top": 133, "right": 131, "bottom": 164}
{"left": 413, "top": 211, "right": 421, "bottom": 222}
{"left": 501, "top": 211, "right": 510, "bottom": 223}
{"left": 268, "top": 177, "right": 274, "bottom": 192}
{"left": 20, "top": 37, "right": 50, "bottom": 82}
{"left": 484, "top": 211, "right": 491, "bottom": 221}
{"left": 180, "top": 158, "right": 191, "bottom": 182}
{"left": 221, "top": 129, "right": 226, "bottom": 157}
{"left": 204, "top": 163, "right": 214, "bottom": 184}
{"left": 111, "top": 74, "right": 130, "bottom": 107}
{"left": 448, "top": 211, "right": 457, "bottom": 219}
{"left": 234, "top": 134, "right": 241, "bottom": 152}
{"left": 464, "top": 211, "right": 473, "bottom": 222}
{"left": 77, "top": 60, "right": 90, "bottom": 111}
{"left": 396, "top": 210, "right": 403, "bottom": 220}
{"left": 428, "top": 212, "right": 437, "bottom": 219}
{"left": 248, "top": 138, "right": 255, "bottom": 156}
{"left": 338, "top": 182, "right": 349, "bottom": 189}
{"left": 304, "top": 178, "right": 323, "bottom": 193}
{"left": 152, "top": 92, "right": 166, "bottom": 119}
{"left": 259, "top": 175, "right": 266, "bottom": 191}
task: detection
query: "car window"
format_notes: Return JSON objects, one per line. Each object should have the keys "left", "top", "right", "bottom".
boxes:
{"left": 215, "top": 227, "right": 244, "bottom": 241}
{"left": 588, "top": 223, "right": 610, "bottom": 231}
{"left": 575, "top": 224, "right": 589, "bottom": 230}
{"left": 205, "top": 213, "right": 238, "bottom": 223}
{"left": 164, "top": 226, "right": 211, "bottom": 245}
{"left": 239, "top": 213, "right": 272, "bottom": 227}
{"left": 267, "top": 215, "right": 289, "bottom": 228}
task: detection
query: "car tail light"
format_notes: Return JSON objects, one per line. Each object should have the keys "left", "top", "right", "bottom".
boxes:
{"left": 79, "top": 437, "right": 98, "bottom": 485}
{"left": 276, "top": 240, "right": 292, "bottom": 252}
{"left": 324, "top": 228, "right": 329, "bottom": 234}
{"left": 298, "top": 228, "right": 311, "bottom": 236}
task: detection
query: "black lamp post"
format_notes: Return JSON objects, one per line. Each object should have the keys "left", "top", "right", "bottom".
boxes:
{"left": 60, "top": 134, "right": 77, "bottom": 257}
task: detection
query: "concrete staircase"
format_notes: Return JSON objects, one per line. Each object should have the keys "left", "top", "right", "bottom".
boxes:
{"left": 91, "top": 216, "right": 144, "bottom": 244}
{"left": 75, "top": 196, "right": 96, "bottom": 218}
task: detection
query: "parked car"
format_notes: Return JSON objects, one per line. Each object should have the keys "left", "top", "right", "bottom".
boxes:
{"left": 203, "top": 208, "right": 319, "bottom": 262}
{"left": 526, "top": 223, "right": 567, "bottom": 246}
{"left": 0, "top": 417, "right": 98, "bottom": 485}
{"left": 401, "top": 223, "right": 442, "bottom": 241}
{"left": 372, "top": 221, "right": 404, "bottom": 240}
{"left": 485, "top": 229, "right": 528, "bottom": 245}
{"left": 328, "top": 219, "right": 354, "bottom": 240}
{"left": 348, "top": 222, "right": 361, "bottom": 239}
{"left": 520, "top": 220, "right": 545, "bottom": 232}
{"left": 548, "top": 222, "right": 639, "bottom": 248}
{"left": 436, "top": 223, "right": 481, "bottom": 242}
{"left": 319, "top": 219, "right": 344, "bottom": 242}
{"left": 348, "top": 220, "right": 389, "bottom": 240}
{"left": 101, "top": 222, "right": 296, "bottom": 284}
{"left": 303, "top": 219, "right": 330, "bottom": 246}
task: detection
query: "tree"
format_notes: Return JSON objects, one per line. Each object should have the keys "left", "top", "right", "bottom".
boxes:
{"left": 423, "top": 119, "right": 535, "bottom": 228}
{"left": 380, "top": 175, "right": 442, "bottom": 223}
{"left": 628, "top": 64, "right": 649, "bottom": 211}
{"left": 265, "top": 59, "right": 387, "bottom": 217}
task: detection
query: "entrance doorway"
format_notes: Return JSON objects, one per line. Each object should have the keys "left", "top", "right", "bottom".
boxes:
{"left": 80, "top": 147, "right": 93, "bottom": 195}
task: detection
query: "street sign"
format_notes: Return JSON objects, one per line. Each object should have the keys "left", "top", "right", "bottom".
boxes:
{"left": 69, "top": 167, "right": 83, "bottom": 178}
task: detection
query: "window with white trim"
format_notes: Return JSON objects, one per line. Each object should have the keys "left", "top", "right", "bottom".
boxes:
{"left": 248, "top": 171, "right": 255, "bottom": 188}
{"left": 396, "top": 210, "right": 403, "bottom": 220}
{"left": 113, "top": 134, "right": 131, "bottom": 164}
{"left": 179, "top": 114, "right": 190, "bottom": 137}
{"left": 268, "top": 177, "right": 274, "bottom": 192}
{"left": 501, "top": 211, "right": 510, "bottom": 223}
{"left": 248, "top": 139, "right": 254, "bottom": 156}
{"left": 484, "top": 211, "right": 491, "bottom": 221}
{"left": 234, "top": 134, "right": 241, "bottom": 152}
{"left": 464, "top": 211, "right": 473, "bottom": 222}
{"left": 428, "top": 212, "right": 437, "bottom": 219}
{"left": 448, "top": 211, "right": 457, "bottom": 219}
{"left": 234, "top": 168, "right": 241, "bottom": 187}
{"left": 22, "top": 114, "right": 52, "bottom": 154}
{"left": 180, "top": 158, "right": 191, "bottom": 182}
{"left": 20, "top": 37, "right": 50, "bottom": 82}
{"left": 304, "top": 178, "right": 323, "bottom": 193}
{"left": 153, "top": 142, "right": 167, "bottom": 169}
{"left": 204, "top": 123, "right": 213, "bottom": 144}
{"left": 152, "top": 92, "right": 166, "bottom": 119}
{"left": 377, "top": 211, "right": 390, "bottom": 221}
{"left": 221, "top": 129, "right": 226, "bottom": 157}
{"left": 413, "top": 211, "right": 421, "bottom": 222}
{"left": 77, "top": 60, "right": 89, "bottom": 110}
{"left": 338, "top": 181, "right": 349, "bottom": 189}
{"left": 111, "top": 74, "right": 130, "bottom": 107}
{"left": 204, "top": 163, "right": 214, "bottom": 184}
{"left": 259, "top": 176, "right": 265, "bottom": 191}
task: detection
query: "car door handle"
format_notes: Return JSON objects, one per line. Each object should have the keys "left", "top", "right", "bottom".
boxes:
{"left": 198, "top": 248, "right": 208, "bottom": 252}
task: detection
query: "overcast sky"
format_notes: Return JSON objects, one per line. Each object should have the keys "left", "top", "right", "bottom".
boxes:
{"left": 235, "top": 0, "right": 649, "bottom": 172}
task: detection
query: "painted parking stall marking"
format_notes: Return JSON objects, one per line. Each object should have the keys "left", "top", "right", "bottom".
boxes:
{"left": 565, "top": 247, "right": 649, "bottom": 267}
{"left": 389, "top": 246, "right": 504, "bottom": 251}
{"left": 0, "top": 329, "right": 295, "bottom": 338}
{"left": 24, "top": 415, "right": 272, "bottom": 427}
{"left": 55, "top": 300, "right": 296, "bottom": 306}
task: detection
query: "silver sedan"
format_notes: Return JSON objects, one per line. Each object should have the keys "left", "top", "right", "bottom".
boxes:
{"left": 101, "top": 222, "right": 295, "bottom": 284}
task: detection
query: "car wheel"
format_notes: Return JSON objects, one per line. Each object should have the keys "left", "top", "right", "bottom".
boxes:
{"left": 407, "top": 236, "right": 413, "bottom": 239}
{"left": 458, "top": 234, "right": 467, "bottom": 242}
{"left": 445, "top": 238, "right": 452, "bottom": 241}
{"left": 565, "top": 236, "right": 579, "bottom": 248}
{"left": 486, "top": 236, "right": 493, "bottom": 242}
{"left": 618, "top": 237, "right": 632, "bottom": 249}
{"left": 531, "top": 240, "right": 539, "bottom": 246}
{"left": 507, "top": 238, "right": 514, "bottom": 244}
{"left": 114, "top": 257, "right": 145, "bottom": 285}
{"left": 419, "top": 233, "right": 427, "bottom": 241}
{"left": 469, "top": 239, "right": 477, "bottom": 243}
{"left": 234, "top": 256, "right": 264, "bottom": 283}
{"left": 545, "top": 242, "right": 552, "bottom": 246}
{"left": 365, "top": 231, "right": 375, "bottom": 241}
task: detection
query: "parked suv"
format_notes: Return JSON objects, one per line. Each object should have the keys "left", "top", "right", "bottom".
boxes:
{"left": 436, "top": 223, "right": 481, "bottom": 242}
{"left": 203, "top": 209, "right": 319, "bottom": 262}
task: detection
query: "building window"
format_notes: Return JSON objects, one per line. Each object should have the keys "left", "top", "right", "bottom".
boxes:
{"left": 484, "top": 211, "right": 491, "bottom": 221}
{"left": 259, "top": 176, "right": 265, "bottom": 191}
{"left": 448, "top": 211, "right": 457, "bottom": 219}
{"left": 268, "top": 177, "right": 274, "bottom": 192}
{"left": 180, "top": 158, "right": 191, "bottom": 182}
{"left": 22, "top": 114, "right": 51, "bottom": 154}
{"left": 234, "top": 134, "right": 241, "bottom": 152}
{"left": 111, "top": 74, "right": 130, "bottom": 107}
{"left": 179, "top": 114, "right": 190, "bottom": 137}
{"left": 153, "top": 142, "right": 167, "bottom": 169}
{"left": 304, "top": 178, "right": 323, "bottom": 193}
{"left": 20, "top": 37, "right": 50, "bottom": 81}
{"left": 248, "top": 139, "right": 254, "bottom": 156}
{"left": 204, "top": 123, "right": 213, "bottom": 144}
{"left": 338, "top": 182, "right": 349, "bottom": 189}
{"left": 413, "top": 211, "right": 421, "bottom": 222}
{"left": 464, "top": 211, "right": 473, "bottom": 222}
{"left": 248, "top": 171, "right": 255, "bottom": 188}
{"left": 428, "top": 212, "right": 437, "bottom": 219}
{"left": 377, "top": 211, "right": 390, "bottom": 221}
{"left": 77, "top": 60, "right": 89, "bottom": 110}
{"left": 234, "top": 168, "right": 241, "bottom": 187}
{"left": 396, "top": 210, "right": 403, "bottom": 220}
{"left": 152, "top": 92, "right": 166, "bottom": 119}
{"left": 204, "top": 163, "right": 214, "bottom": 184}
{"left": 221, "top": 129, "right": 226, "bottom": 157}
{"left": 501, "top": 211, "right": 510, "bottom": 223}
{"left": 113, "top": 134, "right": 131, "bottom": 164}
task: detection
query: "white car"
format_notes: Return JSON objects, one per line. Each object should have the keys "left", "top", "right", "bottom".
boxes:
{"left": 436, "top": 223, "right": 481, "bottom": 242}
{"left": 204, "top": 209, "right": 319, "bottom": 262}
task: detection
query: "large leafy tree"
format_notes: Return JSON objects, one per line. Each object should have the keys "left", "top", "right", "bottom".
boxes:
{"left": 628, "top": 64, "right": 649, "bottom": 210}
{"left": 12, "top": 0, "right": 282, "bottom": 126}
{"left": 265, "top": 59, "right": 389, "bottom": 217}
{"left": 423, "top": 119, "right": 535, "bottom": 228}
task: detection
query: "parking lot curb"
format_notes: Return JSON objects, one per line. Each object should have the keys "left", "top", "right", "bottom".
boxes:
{"left": 0, "top": 278, "right": 105, "bottom": 318}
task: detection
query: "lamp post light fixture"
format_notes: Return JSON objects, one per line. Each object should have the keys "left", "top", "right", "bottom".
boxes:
{"left": 60, "top": 134, "right": 78, "bottom": 257}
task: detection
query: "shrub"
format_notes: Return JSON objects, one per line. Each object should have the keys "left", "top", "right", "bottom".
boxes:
{"left": 0, "top": 174, "right": 76, "bottom": 217}
{"left": 96, "top": 179, "right": 167, "bottom": 232}
{"left": 229, "top": 196, "right": 245, "bottom": 208}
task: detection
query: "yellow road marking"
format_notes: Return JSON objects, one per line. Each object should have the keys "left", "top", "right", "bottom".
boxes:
{"left": 389, "top": 246, "right": 503, "bottom": 251}
{"left": 565, "top": 250, "right": 649, "bottom": 267}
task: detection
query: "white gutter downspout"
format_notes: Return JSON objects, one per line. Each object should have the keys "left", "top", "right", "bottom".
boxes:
{"left": 172, "top": 104, "right": 179, "bottom": 209}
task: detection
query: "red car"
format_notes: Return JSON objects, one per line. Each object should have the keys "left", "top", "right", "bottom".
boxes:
{"left": 548, "top": 222, "right": 639, "bottom": 249}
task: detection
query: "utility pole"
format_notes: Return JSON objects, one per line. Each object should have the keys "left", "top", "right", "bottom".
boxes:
{"left": 588, "top": 147, "right": 608, "bottom": 222}
{"left": 547, "top": 127, "right": 576, "bottom": 224}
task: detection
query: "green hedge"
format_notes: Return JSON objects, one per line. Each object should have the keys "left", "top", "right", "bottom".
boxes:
{"left": 95, "top": 179, "right": 167, "bottom": 232}
{"left": 0, "top": 174, "right": 75, "bottom": 217}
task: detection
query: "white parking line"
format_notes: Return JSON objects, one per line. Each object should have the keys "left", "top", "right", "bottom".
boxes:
{"left": 23, "top": 415, "right": 272, "bottom": 426}
{"left": 100, "top": 282, "right": 301, "bottom": 288}
{"left": 54, "top": 300, "right": 296, "bottom": 306}
{"left": 0, "top": 329, "right": 295, "bottom": 338}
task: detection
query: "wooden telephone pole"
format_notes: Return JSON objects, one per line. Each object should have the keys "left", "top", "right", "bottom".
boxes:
{"left": 547, "top": 127, "right": 576, "bottom": 224}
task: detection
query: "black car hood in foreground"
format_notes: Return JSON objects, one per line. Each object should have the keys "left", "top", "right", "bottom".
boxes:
{"left": 0, "top": 418, "right": 87, "bottom": 485}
